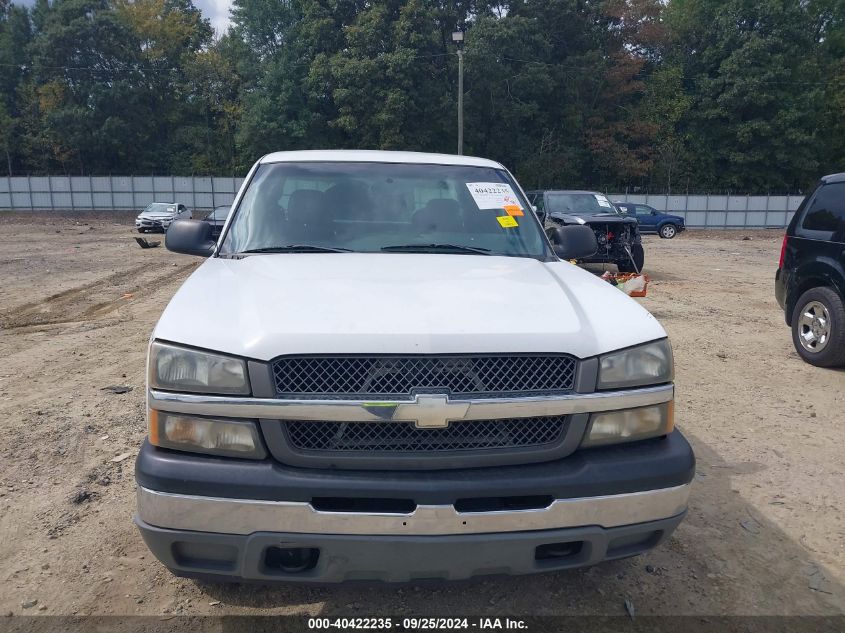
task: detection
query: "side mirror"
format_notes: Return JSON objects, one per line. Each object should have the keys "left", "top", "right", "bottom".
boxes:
{"left": 166, "top": 219, "right": 216, "bottom": 256}
{"left": 550, "top": 225, "right": 597, "bottom": 260}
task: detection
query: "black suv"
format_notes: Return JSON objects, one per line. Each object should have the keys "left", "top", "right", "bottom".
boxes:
{"left": 775, "top": 173, "right": 845, "bottom": 367}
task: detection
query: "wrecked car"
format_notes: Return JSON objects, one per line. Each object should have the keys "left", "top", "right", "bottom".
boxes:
{"left": 527, "top": 190, "right": 645, "bottom": 272}
{"left": 135, "top": 202, "right": 192, "bottom": 233}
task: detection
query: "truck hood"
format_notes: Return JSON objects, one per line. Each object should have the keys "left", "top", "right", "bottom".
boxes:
{"left": 153, "top": 254, "right": 666, "bottom": 360}
{"left": 549, "top": 212, "right": 638, "bottom": 226}
{"left": 137, "top": 209, "right": 177, "bottom": 220}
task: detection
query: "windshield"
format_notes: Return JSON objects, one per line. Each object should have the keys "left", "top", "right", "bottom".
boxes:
{"left": 219, "top": 162, "right": 549, "bottom": 259}
{"left": 545, "top": 193, "right": 619, "bottom": 216}
{"left": 144, "top": 203, "right": 176, "bottom": 214}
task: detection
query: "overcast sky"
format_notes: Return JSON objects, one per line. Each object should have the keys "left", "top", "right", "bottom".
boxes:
{"left": 13, "top": 0, "right": 234, "bottom": 33}
{"left": 196, "top": 0, "right": 233, "bottom": 33}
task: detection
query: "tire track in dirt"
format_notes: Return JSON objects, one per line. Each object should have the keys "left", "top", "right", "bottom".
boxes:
{"left": 0, "top": 261, "right": 198, "bottom": 329}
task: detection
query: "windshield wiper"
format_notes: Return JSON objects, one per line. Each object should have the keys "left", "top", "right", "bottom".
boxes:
{"left": 380, "top": 243, "right": 492, "bottom": 255}
{"left": 238, "top": 245, "right": 353, "bottom": 254}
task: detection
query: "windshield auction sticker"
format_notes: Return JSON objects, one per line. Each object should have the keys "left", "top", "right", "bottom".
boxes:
{"left": 496, "top": 215, "right": 518, "bottom": 228}
{"left": 594, "top": 194, "right": 612, "bottom": 208}
{"left": 466, "top": 182, "right": 521, "bottom": 210}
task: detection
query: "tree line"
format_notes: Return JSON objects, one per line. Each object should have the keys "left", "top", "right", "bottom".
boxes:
{"left": 1, "top": 0, "right": 843, "bottom": 192}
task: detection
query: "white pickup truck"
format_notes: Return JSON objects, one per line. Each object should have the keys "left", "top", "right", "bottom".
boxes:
{"left": 135, "top": 150, "right": 694, "bottom": 583}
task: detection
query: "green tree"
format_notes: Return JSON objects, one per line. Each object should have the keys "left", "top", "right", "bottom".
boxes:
{"left": 463, "top": 0, "right": 666, "bottom": 190}
{"left": 23, "top": 0, "right": 151, "bottom": 173}
{"left": 232, "top": 0, "right": 333, "bottom": 156}
{"left": 667, "top": 0, "right": 824, "bottom": 191}
{"left": 320, "top": 0, "right": 454, "bottom": 150}
{"left": 811, "top": 0, "right": 845, "bottom": 173}
{"left": 641, "top": 63, "right": 692, "bottom": 192}
{"left": 0, "top": 1, "right": 32, "bottom": 174}
{"left": 115, "top": 0, "right": 214, "bottom": 173}
{"left": 177, "top": 35, "right": 246, "bottom": 173}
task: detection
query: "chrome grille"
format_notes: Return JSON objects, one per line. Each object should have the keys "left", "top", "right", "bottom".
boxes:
{"left": 284, "top": 416, "right": 567, "bottom": 453}
{"left": 272, "top": 355, "right": 577, "bottom": 399}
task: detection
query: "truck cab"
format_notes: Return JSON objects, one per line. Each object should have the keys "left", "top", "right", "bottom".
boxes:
{"left": 135, "top": 150, "right": 694, "bottom": 583}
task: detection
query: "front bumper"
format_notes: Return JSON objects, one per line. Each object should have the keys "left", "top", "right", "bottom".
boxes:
{"left": 136, "top": 513, "right": 686, "bottom": 583}
{"left": 135, "top": 429, "right": 694, "bottom": 582}
{"left": 135, "top": 218, "right": 173, "bottom": 230}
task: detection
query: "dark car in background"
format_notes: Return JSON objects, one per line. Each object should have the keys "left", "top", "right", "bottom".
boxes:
{"left": 527, "top": 190, "right": 644, "bottom": 272}
{"left": 614, "top": 202, "right": 685, "bottom": 239}
{"left": 775, "top": 173, "right": 845, "bottom": 367}
{"left": 201, "top": 205, "right": 231, "bottom": 239}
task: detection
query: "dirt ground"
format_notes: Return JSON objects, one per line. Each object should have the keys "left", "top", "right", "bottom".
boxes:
{"left": 0, "top": 214, "right": 843, "bottom": 619}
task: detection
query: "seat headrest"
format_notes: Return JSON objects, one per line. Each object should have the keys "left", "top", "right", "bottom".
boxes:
{"left": 324, "top": 181, "right": 373, "bottom": 220}
{"left": 288, "top": 190, "right": 325, "bottom": 219}
{"left": 286, "top": 189, "right": 333, "bottom": 240}
{"left": 412, "top": 198, "right": 463, "bottom": 233}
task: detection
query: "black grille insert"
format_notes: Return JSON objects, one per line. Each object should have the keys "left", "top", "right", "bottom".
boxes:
{"left": 454, "top": 495, "right": 554, "bottom": 513}
{"left": 272, "top": 355, "right": 577, "bottom": 399}
{"left": 311, "top": 497, "right": 417, "bottom": 513}
{"left": 284, "top": 416, "right": 567, "bottom": 453}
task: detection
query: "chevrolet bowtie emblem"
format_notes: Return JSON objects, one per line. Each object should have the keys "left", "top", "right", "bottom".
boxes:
{"left": 392, "top": 394, "right": 470, "bottom": 429}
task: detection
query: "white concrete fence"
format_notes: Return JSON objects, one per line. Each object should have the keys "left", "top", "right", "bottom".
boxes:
{"left": 0, "top": 176, "right": 245, "bottom": 213}
{"left": 1, "top": 176, "right": 804, "bottom": 228}
{"left": 610, "top": 193, "right": 803, "bottom": 229}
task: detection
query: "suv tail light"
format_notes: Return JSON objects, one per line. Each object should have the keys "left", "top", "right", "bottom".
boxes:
{"left": 778, "top": 234, "right": 788, "bottom": 269}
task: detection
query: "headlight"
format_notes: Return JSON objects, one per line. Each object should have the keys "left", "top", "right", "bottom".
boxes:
{"left": 582, "top": 402, "right": 674, "bottom": 447}
{"left": 149, "top": 410, "right": 265, "bottom": 458}
{"left": 597, "top": 339, "right": 673, "bottom": 389}
{"left": 149, "top": 341, "right": 250, "bottom": 395}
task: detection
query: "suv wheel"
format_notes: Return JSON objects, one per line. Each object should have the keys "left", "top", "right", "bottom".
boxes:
{"left": 659, "top": 224, "right": 677, "bottom": 239}
{"left": 791, "top": 287, "right": 845, "bottom": 367}
{"left": 617, "top": 244, "right": 645, "bottom": 273}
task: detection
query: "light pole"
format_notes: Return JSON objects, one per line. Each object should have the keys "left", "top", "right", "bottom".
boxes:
{"left": 452, "top": 28, "right": 464, "bottom": 155}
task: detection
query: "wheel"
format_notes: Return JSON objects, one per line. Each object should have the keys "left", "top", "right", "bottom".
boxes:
{"left": 617, "top": 244, "right": 645, "bottom": 273}
{"left": 137, "top": 228, "right": 146, "bottom": 233}
{"left": 790, "top": 287, "right": 845, "bottom": 367}
{"left": 659, "top": 224, "right": 677, "bottom": 239}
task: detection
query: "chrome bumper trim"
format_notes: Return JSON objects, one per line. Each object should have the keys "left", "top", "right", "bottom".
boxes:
{"left": 148, "top": 384, "right": 674, "bottom": 423}
{"left": 137, "top": 484, "right": 690, "bottom": 536}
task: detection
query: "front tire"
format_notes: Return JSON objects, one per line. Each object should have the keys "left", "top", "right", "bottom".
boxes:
{"left": 659, "top": 224, "right": 677, "bottom": 239}
{"left": 790, "top": 287, "right": 845, "bottom": 367}
{"left": 617, "top": 244, "right": 645, "bottom": 273}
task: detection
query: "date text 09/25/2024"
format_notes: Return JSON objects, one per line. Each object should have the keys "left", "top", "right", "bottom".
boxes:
{"left": 308, "top": 618, "right": 528, "bottom": 630}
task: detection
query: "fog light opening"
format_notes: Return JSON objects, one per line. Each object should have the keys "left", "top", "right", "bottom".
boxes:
{"left": 264, "top": 546, "right": 319, "bottom": 574}
{"left": 535, "top": 541, "right": 583, "bottom": 561}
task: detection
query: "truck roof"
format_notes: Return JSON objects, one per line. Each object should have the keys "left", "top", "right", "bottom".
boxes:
{"left": 820, "top": 172, "right": 845, "bottom": 184}
{"left": 259, "top": 150, "right": 504, "bottom": 169}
